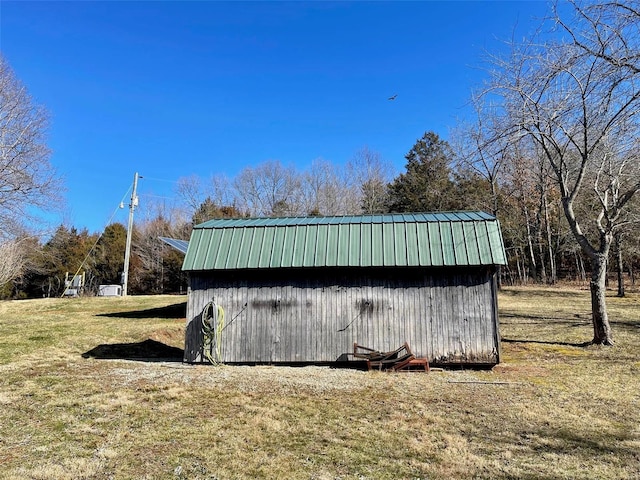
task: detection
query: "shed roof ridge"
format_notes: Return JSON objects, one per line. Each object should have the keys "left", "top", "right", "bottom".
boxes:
{"left": 196, "top": 210, "right": 495, "bottom": 229}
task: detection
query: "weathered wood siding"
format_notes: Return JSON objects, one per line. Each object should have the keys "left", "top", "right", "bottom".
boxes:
{"left": 184, "top": 267, "right": 500, "bottom": 366}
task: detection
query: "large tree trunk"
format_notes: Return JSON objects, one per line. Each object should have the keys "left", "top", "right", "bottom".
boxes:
{"left": 561, "top": 198, "right": 614, "bottom": 346}
{"left": 590, "top": 254, "right": 614, "bottom": 345}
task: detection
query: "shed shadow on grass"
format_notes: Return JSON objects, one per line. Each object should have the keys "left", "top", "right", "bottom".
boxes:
{"left": 82, "top": 339, "right": 184, "bottom": 362}
{"left": 97, "top": 302, "right": 186, "bottom": 320}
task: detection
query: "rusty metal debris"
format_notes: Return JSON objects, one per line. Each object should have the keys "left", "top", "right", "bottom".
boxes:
{"left": 353, "top": 342, "right": 429, "bottom": 372}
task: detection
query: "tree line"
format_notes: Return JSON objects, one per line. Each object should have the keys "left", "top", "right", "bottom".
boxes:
{"left": 2, "top": 1, "right": 639, "bottom": 345}
{"left": 7, "top": 127, "right": 640, "bottom": 301}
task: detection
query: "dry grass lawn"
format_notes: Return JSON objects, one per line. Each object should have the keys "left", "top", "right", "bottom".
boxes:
{"left": 0, "top": 287, "right": 638, "bottom": 479}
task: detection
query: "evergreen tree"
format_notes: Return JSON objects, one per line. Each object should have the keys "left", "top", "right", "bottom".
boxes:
{"left": 386, "top": 132, "right": 458, "bottom": 213}
{"left": 94, "top": 223, "right": 127, "bottom": 285}
{"left": 22, "top": 226, "right": 98, "bottom": 297}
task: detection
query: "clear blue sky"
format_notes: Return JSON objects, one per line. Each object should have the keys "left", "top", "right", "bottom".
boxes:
{"left": 1, "top": 1, "right": 550, "bottom": 234}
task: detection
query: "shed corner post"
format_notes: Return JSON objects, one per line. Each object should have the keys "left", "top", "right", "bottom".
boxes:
{"left": 491, "top": 266, "right": 502, "bottom": 364}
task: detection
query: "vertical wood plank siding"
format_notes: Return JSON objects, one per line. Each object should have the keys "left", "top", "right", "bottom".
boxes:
{"left": 184, "top": 267, "right": 500, "bottom": 366}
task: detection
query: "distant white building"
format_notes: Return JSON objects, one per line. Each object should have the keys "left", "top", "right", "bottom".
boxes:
{"left": 97, "top": 285, "right": 122, "bottom": 297}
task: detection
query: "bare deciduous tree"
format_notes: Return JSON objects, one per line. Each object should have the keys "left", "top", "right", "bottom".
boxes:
{"left": 451, "top": 97, "right": 509, "bottom": 216}
{"left": 0, "top": 54, "right": 63, "bottom": 285}
{"left": 175, "top": 173, "right": 239, "bottom": 226}
{"left": 0, "top": 55, "right": 62, "bottom": 236}
{"left": 485, "top": 0, "right": 640, "bottom": 345}
{"left": 301, "top": 158, "right": 347, "bottom": 216}
{"left": 0, "top": 239, "right": 25, "bottom": 286}
{"left": 556, "top": 0, "right": 640, "bottom": 73}
{"left": 175, "top": 174, "right": 205, "bottom": 214}
{"left": 207, "top": 174, "right": 234, "bottom": 209}
{"left": 345, "top": 147, "right": 392, "bottom": 214}
{"left": 233, "top": 160, "right": 303, "bottom": 217}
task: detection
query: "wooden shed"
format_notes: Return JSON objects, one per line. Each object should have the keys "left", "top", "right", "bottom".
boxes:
{"left": 182, "top": 211, "right": 507, "bottom": 367}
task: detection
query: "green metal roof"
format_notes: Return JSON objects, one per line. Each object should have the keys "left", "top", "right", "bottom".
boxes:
{"left": 182, "top": 211, "right": 507, "bottom": 271}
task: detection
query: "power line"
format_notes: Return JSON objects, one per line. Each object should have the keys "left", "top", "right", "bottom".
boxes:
{"left": 138, "top": 175, "right": 181, "bottom": 184}
{"left": 139, "top": 193, "right": 176, "bottom": 201}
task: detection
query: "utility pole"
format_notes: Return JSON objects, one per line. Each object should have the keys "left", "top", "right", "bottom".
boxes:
{"left": 122, "top": 172, "right": 140, "bottom": 296}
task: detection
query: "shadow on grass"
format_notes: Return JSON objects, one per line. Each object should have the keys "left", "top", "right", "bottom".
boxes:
{"left": 501, "top": 288, "right": 587, "bottom": 298}
{"left": 472, "top": 424, "right": 639, "bottom": 479}
{"left": 610, "top": 320, "right": 640, "bottom": 331}
{"left": 97, "top": 302, "right": 186, "bottom": 320}
{"left": 532, "top": 427, "right": 637, "bottom": 456}
{"left": 500, "top": 312, "right": 590, "bottom": 328}
{"left": 82, "top": 338, "right": 184, "bottom": 362}
{"left": 502, "top": 338, "right": 593, "bottom": 347}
